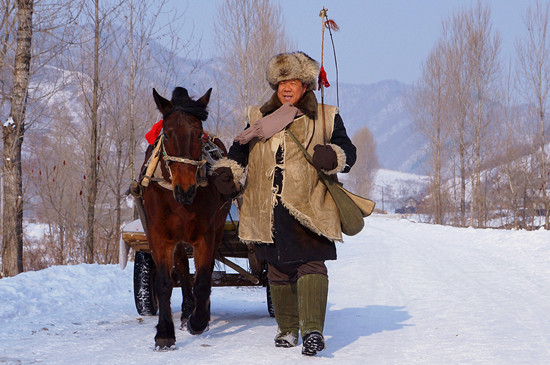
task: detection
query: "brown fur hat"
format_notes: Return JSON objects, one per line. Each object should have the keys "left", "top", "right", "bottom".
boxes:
{"left": 266, "top": 51, "right": 319, "bottom": 91}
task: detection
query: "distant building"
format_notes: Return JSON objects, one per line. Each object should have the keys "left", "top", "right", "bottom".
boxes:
{"left": 395, "top": 197, "right": 418, "bottom": 214}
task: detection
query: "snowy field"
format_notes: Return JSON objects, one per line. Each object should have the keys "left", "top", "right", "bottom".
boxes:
{"left": 1, "top": 214, "right": 550, "bottom": 364}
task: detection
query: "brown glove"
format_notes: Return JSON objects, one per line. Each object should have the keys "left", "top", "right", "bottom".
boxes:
{"left": 213, "top": 167, "right": 237, "bottom": 196}
{"left": 312, "top": 144, "right": 338, "bottom": 171}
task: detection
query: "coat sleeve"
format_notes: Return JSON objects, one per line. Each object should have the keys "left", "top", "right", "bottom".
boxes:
{"left": 227, "top": 125, "right": 250, "bottom": 167}
{"left": 211, "top": 126, "right": 249, "bottom": 190}
{"left": 329, "top": 114, "right": 356, "bottom": 173}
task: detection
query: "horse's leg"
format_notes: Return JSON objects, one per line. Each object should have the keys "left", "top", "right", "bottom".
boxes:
{"left": 173, "top": 243, "right": 194, "bottom": 329}
{"left": 187, "top": 234, "right": 216, "bottom": 335}
{"left": 152, "top": 242, "right": 177, "bottom": 349}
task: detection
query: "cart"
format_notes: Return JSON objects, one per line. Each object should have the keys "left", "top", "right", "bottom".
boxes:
{"left": 120, "top": 207, "right": 274, "bottom": 317}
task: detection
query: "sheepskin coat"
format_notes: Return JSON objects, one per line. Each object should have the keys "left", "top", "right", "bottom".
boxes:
{"left": 223, "top": 91, "right": 356, "bottom": 264}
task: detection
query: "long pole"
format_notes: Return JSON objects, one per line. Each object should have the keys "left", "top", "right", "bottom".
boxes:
{"left": 1, "top": 169, "right": 3, "bottom": 237}
{"left": 319, "top": 8, "right": 327, "bottom": 145}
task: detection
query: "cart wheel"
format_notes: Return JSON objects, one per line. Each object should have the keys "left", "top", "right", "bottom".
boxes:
{"left": 133, "top": 251, "right": 158, "bottom": 316}
{"left": 266, "top": 284, "right": 275, "bottom": 317}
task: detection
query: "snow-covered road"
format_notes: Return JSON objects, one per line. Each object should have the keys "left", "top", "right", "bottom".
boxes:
{"left": 1, "top": 215, "right": 550, "bottom": 364}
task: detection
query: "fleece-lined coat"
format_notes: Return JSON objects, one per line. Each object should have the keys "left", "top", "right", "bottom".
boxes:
{"left": 220, "top": 91, "right": 356, "bottom": 264}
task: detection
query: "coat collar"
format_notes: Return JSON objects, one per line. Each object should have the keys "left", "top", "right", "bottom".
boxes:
{"left": 260, "top": 90, "right": 318, "bottom": 120}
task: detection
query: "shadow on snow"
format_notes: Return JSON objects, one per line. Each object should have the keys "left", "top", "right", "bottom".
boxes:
{"left": 323, "top": 305, "right": 413, "bottom": 357}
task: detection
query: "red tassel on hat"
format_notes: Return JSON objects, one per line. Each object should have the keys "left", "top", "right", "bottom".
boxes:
{"left": 145, "top": 119, "right": 163, "bottom": 145}
{"left": 318, "top": 66, "right": 330, "bottom": 89}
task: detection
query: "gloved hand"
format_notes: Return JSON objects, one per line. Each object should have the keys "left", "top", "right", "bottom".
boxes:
{"left": 312, "top": 144, "right": 338, "bottom": 171}
{"left": 213, "top": 167, "right": 237, "bottom": 196}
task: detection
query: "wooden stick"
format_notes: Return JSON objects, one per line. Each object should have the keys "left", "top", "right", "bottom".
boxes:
{"left": 319, "top": 7, "right": 328, "bottom": 145}
{"left": 141, "top": 135, "right": 164, "bottom": 187}
{"left": 215, "top": 253, "right": 260, "bottom": 285}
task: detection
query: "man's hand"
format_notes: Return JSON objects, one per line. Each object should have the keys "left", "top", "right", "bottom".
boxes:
{"left": 213, "top": 167, "right": 238, "bottom": 196}
{"left": 312, "top": 144, "right": 338, "bottom": 171}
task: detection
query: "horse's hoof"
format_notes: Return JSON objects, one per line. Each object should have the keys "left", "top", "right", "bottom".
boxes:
{"left": 155, "top": 344, "right": 176, "bottom": 352}
{"left": 186, "top": 316, "right": 209, "bottom": 335}
{"left": 154, "top": 338, "right": 176, "bottom": 351}
{"left": 179, "top": 318, "right": 188, "bottom": 331}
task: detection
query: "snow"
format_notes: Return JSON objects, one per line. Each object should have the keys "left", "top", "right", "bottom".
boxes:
{"left": 370, "top": 168, "right": 429, "bottom": 212}
{"left": 2, "top": 214, "right": 550, "bottom": 364}
{"left": 3, "top": 116, "right": 14, "bottom": 127}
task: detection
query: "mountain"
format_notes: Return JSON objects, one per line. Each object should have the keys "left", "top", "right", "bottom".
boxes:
{"left": 370, "top": 168, "right": 429, "bottom": 213}
{"left": 322, "top": 80, "right": 427, "bottom": 174}
{"left": 179, "top": 58, "right": 426, "bottom": 175}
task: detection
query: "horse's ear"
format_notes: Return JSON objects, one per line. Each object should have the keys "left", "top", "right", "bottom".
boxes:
{"left": 153, "top": 88, "right": 172, "bottom": 114}
{"left": 197, "top": 88, "right": 212, "bottom": 107}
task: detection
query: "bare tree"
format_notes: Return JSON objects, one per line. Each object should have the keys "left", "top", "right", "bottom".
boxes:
{"left": 466, "top": 2, "right": 501, "bottom": 228}
{"left": 1, "top": 0, "right": 33, "bottom": 276}
{"left": 212, "top": 0, "right": 291, "bottom": 140}
{"left": 61, "top": 0, "right": 123, "bottom": 263}
{"left": 0, "top": 0, "right": 16, "bottom": 111}
{"left": 442, "top": 11, "right": 473, "bottom": 227}
{"left": 407, "top": 41, "right": 452, "bottom": 224}
{"left": 441, "top": 1, "right": 501, "bottom": 227}
{"left": 348, "top": 127, "right": 378, "bottom": 198}
{"left": 516, "top": 0, "right": 550, "bottom": 229}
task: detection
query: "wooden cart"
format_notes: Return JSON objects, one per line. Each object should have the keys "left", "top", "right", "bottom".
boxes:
{"left": 121, "top": 213, "right": 273, "bottom": 317}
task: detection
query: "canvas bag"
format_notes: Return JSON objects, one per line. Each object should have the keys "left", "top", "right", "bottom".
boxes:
{"left": 287, "top": 130, "right": 375, "bottom": 236}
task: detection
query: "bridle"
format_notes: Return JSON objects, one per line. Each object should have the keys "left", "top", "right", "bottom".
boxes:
{"left": 159, "top": 133, "right": 206, "bottom": 182}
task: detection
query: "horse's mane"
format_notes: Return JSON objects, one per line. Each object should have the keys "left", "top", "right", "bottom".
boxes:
{"left": 168, "top": 87, "right": 208, "bottom": 121}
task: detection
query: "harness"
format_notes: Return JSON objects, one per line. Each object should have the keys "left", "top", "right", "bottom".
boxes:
{"left": 142, "top": 131, "right": 223, "bottom": 191}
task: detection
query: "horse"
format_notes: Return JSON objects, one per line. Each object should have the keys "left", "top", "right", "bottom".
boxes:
{"left": 141, "top": 87, "right": 230, "bottom": 350}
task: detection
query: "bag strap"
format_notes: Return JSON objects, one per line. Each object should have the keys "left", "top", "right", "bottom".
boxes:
{"left": 287, "top": 129, "right": 375, "bottom": 220}
{"left": 287, "top": 129, "right": 333, "bottom": 181}
{"left": 286, "top": 129, "right": 313, "bottom": 163}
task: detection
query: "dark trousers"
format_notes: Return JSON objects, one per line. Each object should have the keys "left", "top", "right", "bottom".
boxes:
{"left": 267, "top": 261, "right": 328, "bottom": 285}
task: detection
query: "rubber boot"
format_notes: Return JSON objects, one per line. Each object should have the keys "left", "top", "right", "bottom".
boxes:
{"left": 297, "top": 274, "right": 328, "bottom": 356}
{"left": 270, "top": 283, "right": 299, "bottom": 347}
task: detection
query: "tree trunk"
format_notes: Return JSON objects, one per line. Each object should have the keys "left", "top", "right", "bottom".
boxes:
{"left": 434, "top": 123, "right": 442, "bottom": 225}
{"left": 128, "top": 0, "right": 138, "bottom": 220}
{"left": 1, "top": 0, "right": 33, "bottom": 276}
{"left": 540, "top": 109, "right": 548, "bottom": 229}
{"left": 460, "top": 134, "right": 466, "bottom": 227}
{"left": 84, "top": 0, "right": 100, "bottom": 264}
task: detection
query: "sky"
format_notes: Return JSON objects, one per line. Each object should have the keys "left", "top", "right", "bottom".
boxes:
{"left": 167, "top": 0, "right": 541, "bottom": 86}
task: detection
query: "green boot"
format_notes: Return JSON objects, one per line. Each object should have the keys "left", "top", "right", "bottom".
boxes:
{"left": 297, "top": 274, "right": 328, "bottom": 356}
{"left": 270, "top": 283, "right": 299, "bottom": 347}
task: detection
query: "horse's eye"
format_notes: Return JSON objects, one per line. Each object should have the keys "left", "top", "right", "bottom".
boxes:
{"left": 163, "top": 132, "right": 168, "bottom": 140}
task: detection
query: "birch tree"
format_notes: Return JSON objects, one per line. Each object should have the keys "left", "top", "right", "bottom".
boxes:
{"left": 516, "top": 0, "right": 550, "bottom": 229}
{"left": 1, "top": 0, "right": 33, "bottom": 276}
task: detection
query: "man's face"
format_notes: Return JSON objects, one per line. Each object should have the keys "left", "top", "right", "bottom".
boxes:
{"left": 277, "top": 79, "right": 307, "bottom": 105}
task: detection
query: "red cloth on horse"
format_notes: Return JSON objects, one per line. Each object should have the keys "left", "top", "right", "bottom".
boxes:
{"left": 145, "top": 119, "right": 163, "bottom": 145}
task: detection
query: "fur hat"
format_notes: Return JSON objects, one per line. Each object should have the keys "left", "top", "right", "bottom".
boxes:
{"left": 266, "top": 51, "right": 319, "bottom": 91}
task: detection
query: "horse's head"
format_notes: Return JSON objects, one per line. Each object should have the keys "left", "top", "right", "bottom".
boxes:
{"left": 153, "top": 87, "right": 212, "bottom": 205}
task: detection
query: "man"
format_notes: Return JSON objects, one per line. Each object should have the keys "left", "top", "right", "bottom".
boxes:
{"left": 213, "top": 51, "right": 356, "bottom": 356}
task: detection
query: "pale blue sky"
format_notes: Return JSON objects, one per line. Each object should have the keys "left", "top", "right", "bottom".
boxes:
{"left": 171, "top": 0, "right": 541, "bottom": 85}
